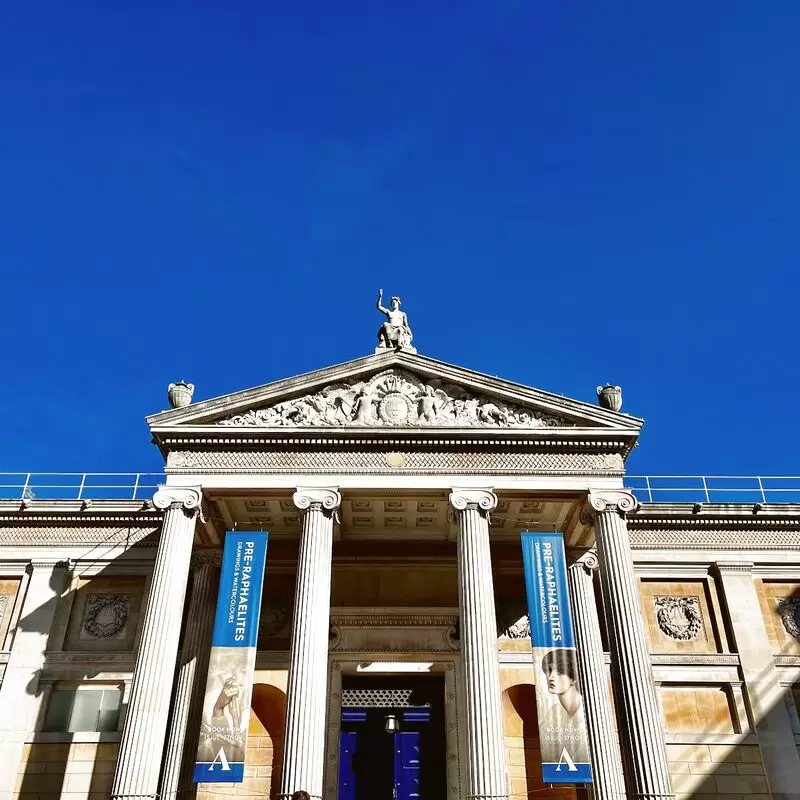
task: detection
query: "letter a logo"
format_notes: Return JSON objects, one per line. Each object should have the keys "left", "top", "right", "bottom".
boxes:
{"left": 556, "top": 747, "right": 578, "bottom": 772}
{"left": 209, "top": 747, "right": 231, "bottom": 772}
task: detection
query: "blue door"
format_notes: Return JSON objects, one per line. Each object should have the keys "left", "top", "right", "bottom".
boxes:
{"left": 338, "top": 730, "right": 358, "bottom": 800}
{"left": 393, "top": 731, "right": 421, "bottom": 800}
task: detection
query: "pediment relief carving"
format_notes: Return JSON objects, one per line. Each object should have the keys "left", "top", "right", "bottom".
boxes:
{"left": 219, "top": 369, "right": 568, "bottom": 429}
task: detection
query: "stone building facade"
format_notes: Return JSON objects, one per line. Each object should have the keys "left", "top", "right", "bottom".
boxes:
{"left": 0, "top": 349, "right": 799, "bottom": 800}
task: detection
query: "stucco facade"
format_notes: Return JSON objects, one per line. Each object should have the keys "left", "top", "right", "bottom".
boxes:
{"left": 0, "top": 350, "right": 798, "bottom": 800}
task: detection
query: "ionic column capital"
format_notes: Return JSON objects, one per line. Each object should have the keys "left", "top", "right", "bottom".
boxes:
{"left": 191, "top": 549, "right": 222, "bottom": 569}
{"left": 584, "top": 489, "right": 639, "bottom": 520}
{"left": 292, "top": 487, "right": 342, "bottom": 515}
{"left": 568, "top": 549, "right": 600, "bottom": 575}
{"left": 448, "top": 488, "right": 498, "bottom": 515}
{"left": 152, "top": 486, "right": 202, "bottom": 515}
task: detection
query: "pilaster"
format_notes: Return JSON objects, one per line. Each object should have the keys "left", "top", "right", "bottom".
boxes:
{"left": 449, "top": 488, "right": 507, "bottom": 800}
{"left": 567, "top": 551, "right": 625, "bottom": 800}
{"left": 715, "top": 560, "right": 800, "bottom": 800}
{"left": 280, "top": 488, "right": 341, "bottom": 800}
{"left": 111, "top": 486, "right": 202, "bottom": 800}
{"left": 0, "top": 559, "right": 71, "bottom": 800}
{"left": 585, "top": 489, "right": 674, "bottom": 800}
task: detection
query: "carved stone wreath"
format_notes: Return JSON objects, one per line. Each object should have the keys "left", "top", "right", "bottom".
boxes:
{"left": 654, "top": 596, "right": 703, "bottom": 641}
{"left": 496, "top": 601, "right": 531, "bottom": 639}
{"left": 82, "top": 594, "right": 131, "bottom": 639}
{"left": 258, "top": 599, "right": 290, "bottom": 638}
{"left": 776, "top": 597, "right": 800, "bottom": 641}
{"left": 219, "top": 368, "right": 565, "bottom": 429}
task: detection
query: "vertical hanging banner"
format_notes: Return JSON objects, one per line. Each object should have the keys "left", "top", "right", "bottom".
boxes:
{"left": 194, "top": 532, "right": 268, "bottom": 783}
{"left": 521, "top": 532, "right": 593, "bottom": 784}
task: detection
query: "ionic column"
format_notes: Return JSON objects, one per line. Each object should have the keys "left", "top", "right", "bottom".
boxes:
{"left": 160, "top": 550, "right": 219, "bottom": 800}
{"left": 111, "top": 487, "right": 202, "bottom": 800}
{"left": 567, "top": 551, "right": 626, "bottom": 800}
{"left": 280, "top": 487, "right": 341, "bottom": 800}
{"left": 449, "top": 489, "right": 507, "bottom": 800}
{"left": 585, "top": 490, "right": 673, "bottom": 800}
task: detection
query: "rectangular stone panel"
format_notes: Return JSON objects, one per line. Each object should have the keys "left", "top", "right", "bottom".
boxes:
{"left": 63, "top": 576, "right": 146, "bottom": 652}
{"left": 0, "top": 577, "right": 22, "bottom": 650}
{"left": 755, "top": 580, "right": 800, "bottom": 654}
{"left": 639, "top": 580, "right": 722, "bottom": 654}
{"left": 661, "top": 687, "right": 736, "bottom": 734}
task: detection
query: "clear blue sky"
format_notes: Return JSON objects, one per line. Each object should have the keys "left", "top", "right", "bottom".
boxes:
{"left": 1, "top": 1, "right": 797, "bottom": 477}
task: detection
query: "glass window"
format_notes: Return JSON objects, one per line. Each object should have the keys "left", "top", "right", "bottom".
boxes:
{"left": 43, "top": 686, "right": 121, "bottom": 732}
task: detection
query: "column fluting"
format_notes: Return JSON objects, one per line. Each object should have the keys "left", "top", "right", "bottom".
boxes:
{"left": 567, "top": 551, "right": 626, "bottom": 800}
{"left": 279, "top": 487, "right": 341, "bottom": 800}
{"left": 111, "top": 486, "right": 202, "bottom": 800}
{"left": 585, "top": 489, "right": 674, "bottom": 800}
{"left": 160, "top": 550, "right": 219, "bottom": 800}
{"left": 450, "top": 488, "right": 507, "bottom": 800}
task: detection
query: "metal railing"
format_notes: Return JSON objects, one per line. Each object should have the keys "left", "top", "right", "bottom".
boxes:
{"left": 626, "top": 475, "right": 800, "bottom": 504}
{"left": 0, "top": 473, "right": 164, "bottom": 502}
{"left": 2, "top": 472, "right": 800, "bottom": 505}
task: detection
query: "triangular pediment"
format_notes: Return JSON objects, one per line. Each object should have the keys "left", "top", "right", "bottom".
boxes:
{"left": 147, "top": 351, "right": 642, "bottom": 437}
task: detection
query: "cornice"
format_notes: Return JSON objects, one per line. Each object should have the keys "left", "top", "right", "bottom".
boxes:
{"left": 0, "top": 500, "right": 163, "bottom": 521}
{"left": 629, "top": 503, "right": 800, "bottom": 524}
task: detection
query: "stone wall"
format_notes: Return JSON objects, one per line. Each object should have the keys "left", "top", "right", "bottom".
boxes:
{"left": 666, "top": 743, "right": 768, "bottom": 798}
{"left": 13, "top": 741, "right": 118, "bottom": 799}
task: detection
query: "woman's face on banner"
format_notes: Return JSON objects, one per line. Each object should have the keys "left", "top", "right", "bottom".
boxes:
{"left": 545, "top": 665, "right": 575, "bottom": 696}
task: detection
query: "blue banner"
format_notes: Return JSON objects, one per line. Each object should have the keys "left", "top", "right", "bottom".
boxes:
{"left": 521, "top": 532, "right": 593, "bottom": 784}
{"left": 194, "top": 532, "right": 268, "bottom": 783}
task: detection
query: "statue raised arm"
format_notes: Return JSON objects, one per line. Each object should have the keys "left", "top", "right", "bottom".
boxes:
{"left": 375, "top": 290, "right": 416, "bottom": 353}
{"left": 376, "top": 288, "right": 390, "bottom": 317}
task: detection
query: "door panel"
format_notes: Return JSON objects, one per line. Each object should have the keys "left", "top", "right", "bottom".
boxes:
{"left": 339, "top": 731, "right": 358, "bottom": 800}
{"left": 394, "top": 731, "right": 422, "bottom": 800}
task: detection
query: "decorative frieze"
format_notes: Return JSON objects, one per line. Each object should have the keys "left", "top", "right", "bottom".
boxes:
{"left": 628, "top": 529, "right": 800, "bottom": 549}
{"left": 654, "top": 596, "right": 703, "bottom": 641}
{"left": 167, "top": 448, "right": 624, "bottom": 475}
{"left": 218, "top": 368, "right": 566, "bottom": 429}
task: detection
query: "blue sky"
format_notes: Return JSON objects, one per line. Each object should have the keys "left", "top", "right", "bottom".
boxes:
{"left": 1, "top": 1, "right": 797, "bottom": 479}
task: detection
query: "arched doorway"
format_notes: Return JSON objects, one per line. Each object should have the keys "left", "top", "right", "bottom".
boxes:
{"left": 502, "top": 683, "right": 582, "bottom": 800}
{"left": 196, "top": 682, "right": 286, "bottom": 799}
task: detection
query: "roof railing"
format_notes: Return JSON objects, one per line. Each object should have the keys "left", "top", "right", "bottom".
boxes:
{"left": 1, "top": 473, "right": 800, "bottom": 505}
{"left": 0, "top": 473, "right": 164, "bottom": 502}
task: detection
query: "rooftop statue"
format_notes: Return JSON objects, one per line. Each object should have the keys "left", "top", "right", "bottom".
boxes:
{"left": 376, "top": 289, "right": 416, "bottom": 353}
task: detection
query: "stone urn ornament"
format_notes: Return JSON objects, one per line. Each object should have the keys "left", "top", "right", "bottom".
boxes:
{"left": 597, "top": 383, "right": 623, "bottom": 412}
{"left": 168, "top": 381, "right": 194, "bottom": 409}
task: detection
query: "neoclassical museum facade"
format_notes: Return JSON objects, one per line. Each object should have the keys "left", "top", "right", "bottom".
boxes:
{"left": 0, "top": 348, "right": 799, "bottom": 800}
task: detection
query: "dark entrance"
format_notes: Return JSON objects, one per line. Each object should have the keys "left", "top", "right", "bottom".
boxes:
{"left": 338, "top": 675, "right": 447, "bottom": 800}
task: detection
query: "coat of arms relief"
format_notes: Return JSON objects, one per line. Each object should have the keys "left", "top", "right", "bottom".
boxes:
{"left": 219, "top": 369, "right": 566, "bottom": 429}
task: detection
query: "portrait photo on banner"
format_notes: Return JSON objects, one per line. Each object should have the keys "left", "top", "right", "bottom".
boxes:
{"left": 533, "top": 645, "right": 590, "bottom": 766}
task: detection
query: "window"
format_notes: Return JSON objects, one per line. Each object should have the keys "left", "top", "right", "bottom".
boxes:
{"left": 43, "top": 685, "right": 121, "bottom": 732}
